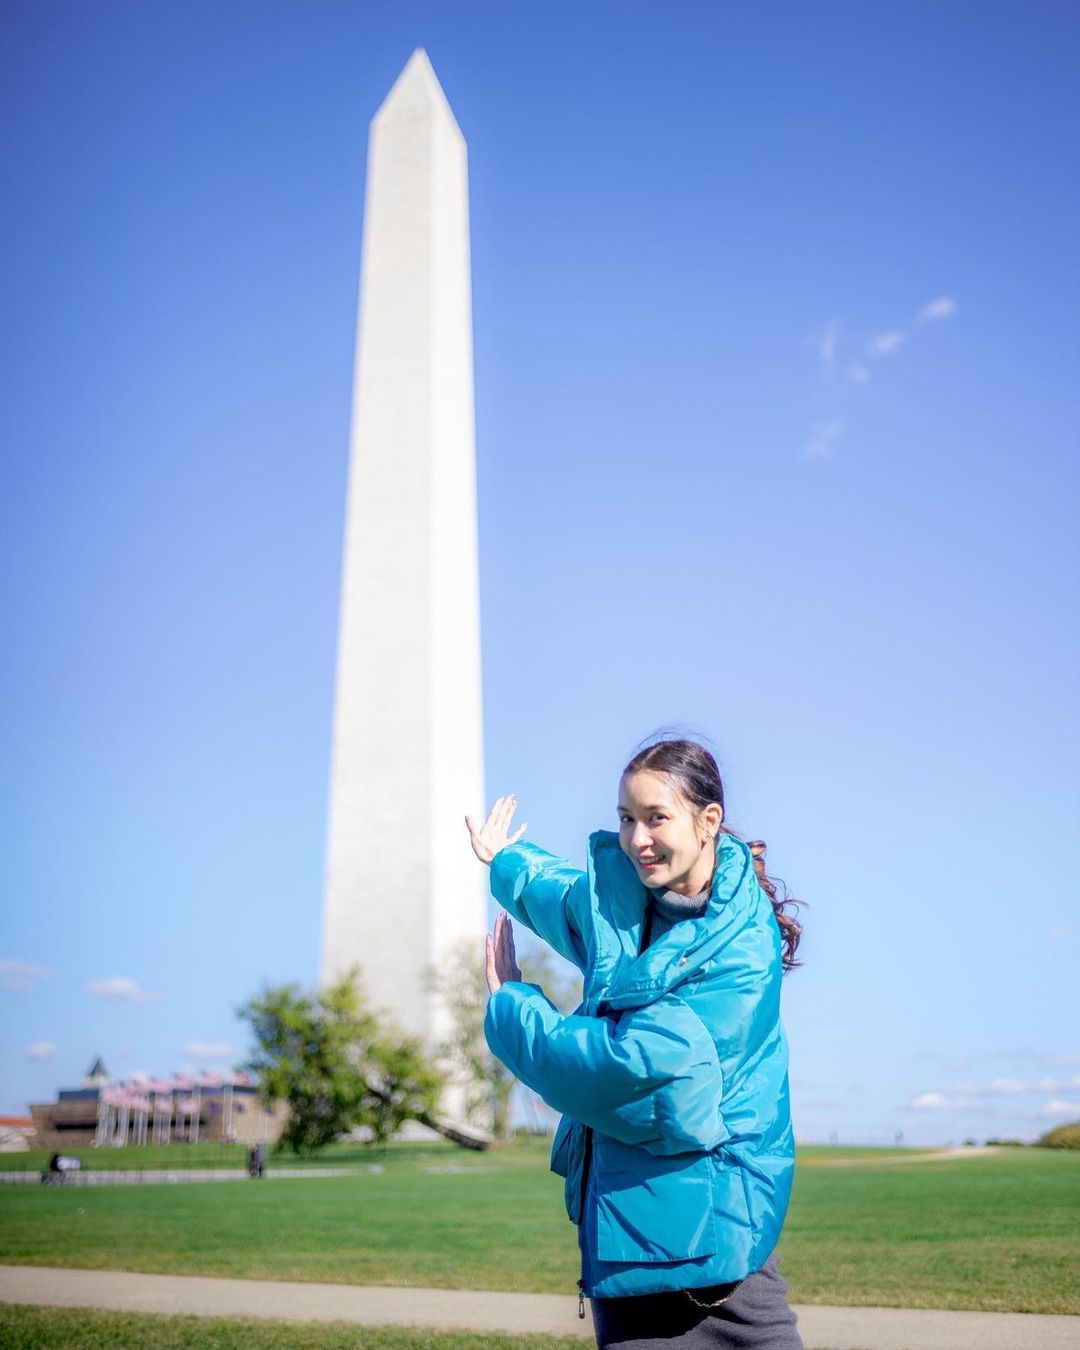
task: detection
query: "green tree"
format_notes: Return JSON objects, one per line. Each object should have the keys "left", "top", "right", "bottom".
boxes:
{"left": 1035, "top": 1121, "right": 1080, "bottom": 1149}
{"left": 433, "top": 939, "right": 514, "bottom": 1138}
{"left": 432, "top": 934, "right": 583, "bottom": 1141}
{"left": 239, "top": 969, "right": 443, "bottom": 1155}
{"left": 520, "top": 945, "right": 584, "bottom": 1016}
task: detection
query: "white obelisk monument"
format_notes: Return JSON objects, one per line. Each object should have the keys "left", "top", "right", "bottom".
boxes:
{"left": 321, "top": 51, "right": 486, "bottom": 1060}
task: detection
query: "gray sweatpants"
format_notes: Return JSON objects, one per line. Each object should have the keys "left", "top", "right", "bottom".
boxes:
{"left": 591, "top": 1254, "right": 803, "bottom": 1350}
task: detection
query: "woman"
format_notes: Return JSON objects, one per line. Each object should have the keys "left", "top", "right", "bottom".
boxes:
{"left": 466, "top": 737, "right": 803, "bottom": 1350}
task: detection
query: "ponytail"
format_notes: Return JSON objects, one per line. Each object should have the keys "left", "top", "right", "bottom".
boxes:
{"left": 743, "top": 836, "right": 802, "bottom": 972}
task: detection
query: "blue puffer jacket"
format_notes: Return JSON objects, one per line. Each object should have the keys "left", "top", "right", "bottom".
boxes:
{"left": 484, "top": 829, "right": 795, "bottom": 1299}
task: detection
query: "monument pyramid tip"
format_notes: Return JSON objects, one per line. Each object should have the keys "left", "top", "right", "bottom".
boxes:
{"left": 374, "top": 48, "right": 462, "bottom": 135}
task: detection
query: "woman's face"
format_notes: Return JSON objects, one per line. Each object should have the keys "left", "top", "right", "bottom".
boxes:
{"left": 617, "top": 769, "right": 720, "bottom": 894}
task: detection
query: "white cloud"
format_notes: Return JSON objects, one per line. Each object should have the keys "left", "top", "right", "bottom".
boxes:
{"left": 1044, "top": 925, "right": 1070, "bottom": 940}
{"left": 1042, "top": 1054, "right": 1080, "bottom": 1069}
{"left": 869, "top": 330, "right": 906, "bottom": 357}
{"left": 0, "top": 959, "right": 52, "bottom": 992}
{"left": 181, "top": 1061, "right": 235, "bottom": 1079}
{"left": 801, "top": 294, "right": 958, "bottom": 458}
{"left": 86, "top": 976, "right": 157, "bottom": 1004}
{"left": 917, "top": 295, "right": 957, "bottom": 323}
{"left": 803, "top": 419, "right": 844, "bottom": 460}
{"left": 910, "top": 1074, "right": 1080, "bottom": 1110}
{"left": 26, "top": 1041, "right": 56, "bottom": 1061}
{"left": 1038, "top": 1099, "right": 1080, "bottom": 1119}
{"left": 183, "top": 1041, "right": 239, "bottom": 1061}
{"left": 987, "top": 1077, "right": 1029, "bottom": 1095}
{"left": 910, "top": 1089, "right": 988, "bottom": 1112}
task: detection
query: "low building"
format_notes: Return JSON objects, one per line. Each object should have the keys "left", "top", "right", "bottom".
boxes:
{"left": 0, "top": 1116, "right": 37, "bottom": 1151}
{"left": 29, "top": 1058, "right": 288, "bottom": 1151}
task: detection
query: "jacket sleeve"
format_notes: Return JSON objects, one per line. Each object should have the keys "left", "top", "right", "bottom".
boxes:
{"left": 484, "top": 982, "right": 724, "bottom": 1154}
{"left": 489, "top": 842, "right": 592, "bottom": 972}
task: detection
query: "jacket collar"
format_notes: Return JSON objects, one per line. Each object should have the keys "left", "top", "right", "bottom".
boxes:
{"left": 586, "top": 829, "right": 754, "bottom": 1011}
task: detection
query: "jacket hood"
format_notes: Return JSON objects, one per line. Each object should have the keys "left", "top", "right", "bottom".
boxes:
{"left": 586, "top": 829, "right": 755, "bottom": 1011}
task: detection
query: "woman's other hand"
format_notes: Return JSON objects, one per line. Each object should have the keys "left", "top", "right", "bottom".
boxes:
{"left": 485, "top": 912, "right": 522, "bottom": 994}
{"left": 465, "top": 794, "right": 527, "bottom": 865}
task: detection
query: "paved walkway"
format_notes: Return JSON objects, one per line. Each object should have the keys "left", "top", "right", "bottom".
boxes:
{"left": 2, "top": 1266, "right": 1078, "bottom": 1349}
{"left": 0, "top": 1168, "right": 357, "bottom": 1186}
{"left": 815, "top": 1147, "right": 1000, "bottom": 1168}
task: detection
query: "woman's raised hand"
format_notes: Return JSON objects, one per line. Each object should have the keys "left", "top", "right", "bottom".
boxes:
{"left": 485, "top": 912, "right": 522, "bottom": 994}
{"left": 465, "top": 794, "right": 527, "bottom": 865}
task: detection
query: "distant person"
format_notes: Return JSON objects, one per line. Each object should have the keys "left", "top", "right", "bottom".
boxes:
{"left": 248, "top": 1143, "right": 265, "bottom": 1178}
{"left": 42, "top": 1152, "right": 80, "bottom": 1184}
{"left": 468, "top": 737, "right": 804, "bottom": 1349}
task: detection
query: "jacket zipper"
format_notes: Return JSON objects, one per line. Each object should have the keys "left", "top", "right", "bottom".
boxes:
{"left": 576, "top": 1124, "right": 594, "bottom": 1314}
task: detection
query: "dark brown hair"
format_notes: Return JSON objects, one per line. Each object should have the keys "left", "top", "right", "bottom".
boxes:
{"left": 622, "top": 736, "right": 803, "bottom": 971}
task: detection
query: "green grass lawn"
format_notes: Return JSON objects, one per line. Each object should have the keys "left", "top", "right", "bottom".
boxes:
{"left": 0, "top": 1306, "right": 586, "bottom": 1349}
{"left": 1, "top": 1138, "right": 1077, "bottom": 1314}
{"left": 784, "top": 1145, "right": 1079, "bottom": 1314}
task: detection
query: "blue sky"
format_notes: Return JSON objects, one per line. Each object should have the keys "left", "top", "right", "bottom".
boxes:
{"left": 2, "top": 1, "right": 1077, "bottom": 1145}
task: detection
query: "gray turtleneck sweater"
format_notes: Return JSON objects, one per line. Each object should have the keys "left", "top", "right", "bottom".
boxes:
{"left": 643, "top": 887, "right": 710, "bottom": 950}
